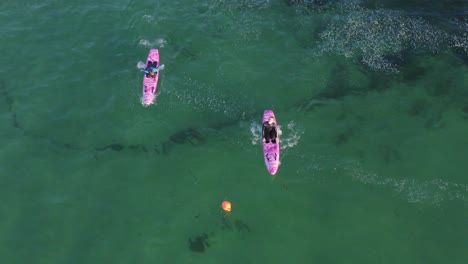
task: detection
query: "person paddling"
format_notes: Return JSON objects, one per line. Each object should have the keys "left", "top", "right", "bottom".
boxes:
{"left": 139, "top": 62, "right": 165, "bottom": 77}
{"left": 262, "top": 116, "right": 278, "bottom": 144}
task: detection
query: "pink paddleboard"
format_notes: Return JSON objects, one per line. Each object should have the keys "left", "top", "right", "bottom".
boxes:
{"left": 262, "top": 110, "right": 280, "bottom": 175}
{"left": 142, "top": 49, "right": 160, "bottom": 106}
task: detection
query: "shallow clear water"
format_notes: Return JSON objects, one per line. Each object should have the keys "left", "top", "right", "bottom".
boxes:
{"left": 1, "top": 0, "right": 467, "bottom": 263}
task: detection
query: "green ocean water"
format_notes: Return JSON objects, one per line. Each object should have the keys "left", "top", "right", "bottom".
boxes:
{"left": 1, "top": 0, "right": 467, "bottom": 263}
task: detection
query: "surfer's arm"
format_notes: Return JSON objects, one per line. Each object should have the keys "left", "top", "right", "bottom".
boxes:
{"left": 139, "top": 68, "right": 149, "bottom": 73}
{"left": 262, "top": 123, "right": 267, "bottom": 143}
{"left": 262, "top": 124, "right": 266, "bottom": 142}
{"left": 151, "top": 65, "right": 165, "bottom": 72}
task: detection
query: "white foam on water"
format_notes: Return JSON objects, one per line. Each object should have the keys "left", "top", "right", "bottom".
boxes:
{"left": 315, "top": 0, "right": 468, "bottom": 72}
{"left": 250, "top": 121, "right": 262, "bottom": 145}
{"left": 142, "top": 14, "right": 154, "bottom": 23}
{"left": 340, "top": 159, "right": 468, "bottom": 205}
{"left": 140, "top": 96, "right": 158, "bottom": 107}
{"left": 138, "top": 38, "right": 167, "bottom": 48}
{"left": 141, "top": 14, "right": 169, "bottom": 25}
{"left": 279, "top": 121, "right": 304, "bottom": 150}
{"left": 137, "top": 61, "right": 146, "bottom": 69}
{"left": 449, "top": 18, "right": 468, "bottom": 52}
{"left": 156, "top": 38, "right": 167, "bottom": 48}
{"left": 291, "top": 153, "right": 468, "bottom": 205}
{"left": 138, "top": 39, "right": 152, "bottom": 47}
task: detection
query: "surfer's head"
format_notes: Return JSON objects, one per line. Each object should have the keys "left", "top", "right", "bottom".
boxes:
{"left": 150, "top": 69, "right": 155, "bottom": 76}
{"left": 268, "top": 117, "right": 274, "bottom": 124}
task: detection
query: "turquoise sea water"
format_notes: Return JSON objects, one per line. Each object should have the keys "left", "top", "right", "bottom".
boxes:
{"left": 1, "top": 0, "right": 467, "bottom": 263}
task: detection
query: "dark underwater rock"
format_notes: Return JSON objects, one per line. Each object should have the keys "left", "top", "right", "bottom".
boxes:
{"left": 379, "top": 145, "right": 401, "bottom": 164}
{"left": 286, "top": 0, "right": 334, "bottom": 8}
{"left": 408, "top": 98, "right": 430, "bottom": 116}
{"left": 188, "top": 234, "right": 210, "bottom": 253}
{"left": 96, "top": 143, "right": 124, "bottom": 151}
{"left": 334, "top": 127, "right": 355, "bottom": 145}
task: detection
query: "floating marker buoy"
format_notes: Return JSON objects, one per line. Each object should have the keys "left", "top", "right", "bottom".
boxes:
{"left": 221, "top": 200, "right": 232, "bottom": 212}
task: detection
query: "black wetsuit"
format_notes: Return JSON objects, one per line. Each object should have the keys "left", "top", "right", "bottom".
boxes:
{"left": 262, "top": 122, "right": 277, "bottom": 144}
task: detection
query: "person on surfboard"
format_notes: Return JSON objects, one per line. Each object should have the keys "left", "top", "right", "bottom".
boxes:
{"left": 262, "top": 117, "right": 278, "bottom": 144}
{"left": 139, "top": 61, "right": 164, "bottom": 78}
{"left": 147, "top": 68, "right": 157, "bottom": 78}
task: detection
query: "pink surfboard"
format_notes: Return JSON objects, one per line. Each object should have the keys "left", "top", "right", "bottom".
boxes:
{"left": 262, "top": 110, "right": 280, "bottom": 175}
{"left": 142, "top": 49, "right": 160, "bottom": 106}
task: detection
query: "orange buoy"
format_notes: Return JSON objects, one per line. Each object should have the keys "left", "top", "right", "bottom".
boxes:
{"left": 221, "top": 200, "right": 232, "bottom": 212}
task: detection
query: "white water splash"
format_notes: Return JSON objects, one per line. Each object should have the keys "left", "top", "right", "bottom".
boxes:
{"left": 138, "top": 39, "right": 152, "bottom": 47}
{"left": 136, "top": 61, "right": 146, "bottom": 69}
{"left": 138, "top": 38, "right": 167, "bottom": 48}
{"left": 155, "top": 38, "right": 168, "bottom": 48}
{"left": 250, "top": 120, "right": 304, "bottom": 149}
{"left": 250, "top": 121, "right": 262, "bottom": 145}
{"left": 279, "top": 121, "right": 304, "bottom": 150}
{"left": 142, "top": 14, "right": 154, "bottom": 23}
{"left": 140, "top": 97, "right": 154, "bottom": 107}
